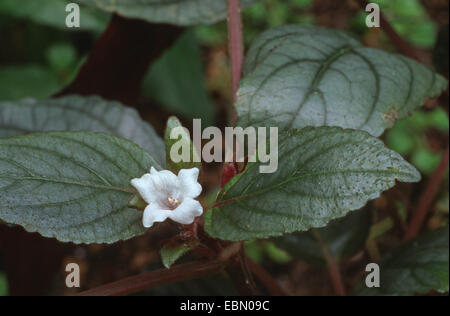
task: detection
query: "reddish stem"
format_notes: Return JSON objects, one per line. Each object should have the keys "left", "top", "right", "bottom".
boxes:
{"left": 238, "top": 246, "right": 259, "bottom": 294}
{"left": 325, "top": 255, "right": 346, "bottom": 296}
{"left": 404, "top": 146, "right": 450, "bottom": 241}
{"left": 313, "top": 231, "right": 346, "bottom": 296}
{"left": 220, "top": 0, "right": 245, "bottom": 187}
{"left": 247, "top": 259, "right": 290, "bottom": 296}
{"left": 76, "top": 260, "right": 226, "bottom": 296}
{"left": 227, "top": 0, "right": 244, "bottom": 125}
{"left": 224, "top": 248, "right": 260, "bottom": 296}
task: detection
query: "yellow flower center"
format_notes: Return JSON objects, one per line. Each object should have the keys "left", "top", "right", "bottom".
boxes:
{"left": 167, "top": 197, "right": 180, "bottom": 209}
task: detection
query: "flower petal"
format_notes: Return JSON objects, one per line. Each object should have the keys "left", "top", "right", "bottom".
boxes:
{"left": 131, "top": 167, "right": 182, "bottom": 205}
{"left": 168, "top": 198, "right": 203, "bottom": 225}
{"left": 178, "top": 168, "right": 202, "bottom": 199}
{"left": 131, "top": 174, "right": 163, "bottom": 204}
{"left": 142, "top": 203, "right": 171, "bottom": 228}
{"left": 149, "top": 167, "right": 181, "bottom": 199}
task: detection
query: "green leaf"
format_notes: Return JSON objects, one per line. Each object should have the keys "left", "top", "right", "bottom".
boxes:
{"left": 0, "top": 0, "right": 108, "bottom": 32}
{"left": 143, "top": 31, "right": 216, "bottom": 126}
{"left": 0, "top": 272, "right": 8, "bottom": 296}
{"left": 0, "top": 131, "right": 161, "bottom": 244}
{"left": 76, "top": 0, "right": 258, "bottom": 26}
{"left": 356, "top": 225, "right": 449, "bottom": 296}
{"left": 127, "top": 195, "right": 148, "bottom": 211}
{"left": 263, "top": 241, "right": 292, "bottom": 264}
{"left": 205, "top": 127, "right": 420, "bottom": 241}
{"left": 0, "top": 65, "right": 60, "bottom": 101}
{"left": 46, "top": 43, "right": 77, "bottom": 73}
{"left": 237, "top": 25, "right": 447, "bottom": 137}
{"left": 0, "top": 96, "right": 165, "bottom": 166}
{"left": 275, "top": 206, "right": 371, "bottom": 265}
{"left": 160, "top": 238, "right": 199, "bottom": 269}
{"left": 165, "top": 116, "right": 201, "bottom": 174}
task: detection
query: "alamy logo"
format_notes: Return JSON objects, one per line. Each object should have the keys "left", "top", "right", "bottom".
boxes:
{"left": 65, "top": 263, "right": 80, "bottom": 288}
{"left": 365, "top": 263, "right": 381, "bottom": 288}
{"left": 365, "top": 3, "right": 380, "bottom": 28}
{"left": 169, "top": 120, "right": 279, "bottom": 173}
{"left": 65, "top": 3, "right": 80, "bottom": 28}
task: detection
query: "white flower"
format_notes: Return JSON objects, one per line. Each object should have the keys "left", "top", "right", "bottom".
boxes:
{"left": 131, "top": 167, "right": 203, "bottom": 228}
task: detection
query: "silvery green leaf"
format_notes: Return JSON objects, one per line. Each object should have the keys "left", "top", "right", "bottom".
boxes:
{"left": 205, "top": 127, "right": 420, "bottom": 241}
{"left": 76, "top": 0, "right": 258, "bottom": 26}
{"left": 0, "top": 95, "right": 165, "bottom": 166}
{"left": 237, "top": 25, "right": 447, "bottom": 137}
{"left": 0, "top": 131, "right": 161, "bottom": 244}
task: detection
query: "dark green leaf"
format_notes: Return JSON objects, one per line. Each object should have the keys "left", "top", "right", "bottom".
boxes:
{"left": 0, "top": 272, "right": 8, "bottom": 296}
{"left": 160, "top": 238, "right": 199, "bottom": 269}
{"left": 237, "top": 25, "right": 447, "bottom": 137}
{"left": 357, "top": 225, "right": 449, "bottom": 296}
{"left": 0, "top": 65, "right": 60, "bottom": 101}
{"left": 205, "top": 127, "right": 420, "bottom": 241}
{"left": 0, "top": 131, "right": 161, "bottom": 244}
{"left": 46, "top": 43, "right": 77, "bottom": 73}
{"left": 143, "top": 31, "right": 216, "bottom": 125}
{"left": 275, "top": 206, "right": 371, "bottom": 265}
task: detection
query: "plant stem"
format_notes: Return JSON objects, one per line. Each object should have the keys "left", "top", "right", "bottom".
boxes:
{"left": 313, "top": 231, "right": 346, "bottom": 296}
{"left": 238, "top": 246, "right": 259, "bottom": 294}
{"left": 324, "top": 252, "right": 346, "bottom": 296}
{"left": 247, "top": 259, "right": 290, "bottom": 296}
{"left": 404, "top": 146, "right": 450, "bottom": 241}
{"left": 75, "top": 260, "right": 226, "bottom": 296}
{"left": 227, "top": 0, "right": 244, "bottom": 125}
{"left": 224, "top": 246, "right": 260, "bottom": 296}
